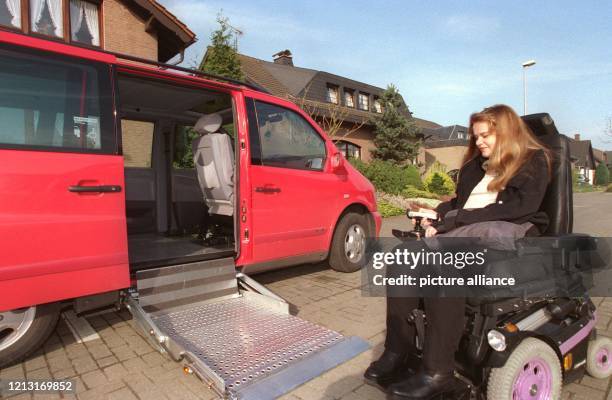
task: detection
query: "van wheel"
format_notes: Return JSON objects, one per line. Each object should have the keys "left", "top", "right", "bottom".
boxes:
{"left": 329, "top": 212, "right": 369, "bottom": 273}
{"left": 487, "top": 338, "right": 562, "bottom": 400}
{"left": 586, "top": 336, "right": 612, "bottom": 379}
{"left": 0, "top": 303, "right": 60, "bottom": 368}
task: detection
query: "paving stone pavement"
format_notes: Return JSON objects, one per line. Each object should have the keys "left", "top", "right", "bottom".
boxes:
{"left": 1, "top": 192, "right": 611, "bottom": 399}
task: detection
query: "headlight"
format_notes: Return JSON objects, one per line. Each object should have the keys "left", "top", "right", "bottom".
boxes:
{"left": 487, "top": 329, "right": 507, "bottom": 352}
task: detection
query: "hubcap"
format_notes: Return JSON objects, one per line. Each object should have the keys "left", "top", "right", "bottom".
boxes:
{"left": 344, "top": 224, "right": 365, "bottom": 263}
{"left": 596, "top": 347, "right": 611, "bottom": 372}
{"left": 512, "top": 357, "right": 552, "bottom": 400}
{"left": 0, "top": 307, "right": 36, "bottom": 351}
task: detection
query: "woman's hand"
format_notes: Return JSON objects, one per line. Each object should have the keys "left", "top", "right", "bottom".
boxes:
{"left": 424, "top": 226, "right": 437, "bottom": 238}
{"left": 411, "top": 217, "right": 433, "bottom": 227}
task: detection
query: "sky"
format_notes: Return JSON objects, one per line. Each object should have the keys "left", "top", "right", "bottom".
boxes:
{"left": 159, "top": 0, "right": 612, "bottom": 150}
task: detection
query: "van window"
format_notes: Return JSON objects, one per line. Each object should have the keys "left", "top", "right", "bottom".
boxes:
{"left": 253, "top": 101, "right": 326, "bottom": 171}
{"left": 0, "top": 44, "right": 114, "bottom": 153}
{"left": 122, "top": 120, "right": 154, "bottom": 168}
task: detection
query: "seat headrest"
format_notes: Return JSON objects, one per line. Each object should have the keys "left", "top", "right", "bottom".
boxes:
{"left": 194, "top": 113, "right": 222, "bottom": 135}
{"left": 521, "top": 113, "right": 573, "bottom": 235}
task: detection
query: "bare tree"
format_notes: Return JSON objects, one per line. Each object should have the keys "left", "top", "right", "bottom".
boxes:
{"left": 291, "top": 85, "right": 365, "bottom": 141}
{"left": 605, "top": 116, "right": 612, "bottom": 143}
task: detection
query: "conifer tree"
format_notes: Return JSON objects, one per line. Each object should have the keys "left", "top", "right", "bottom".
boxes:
{"left": 199, "top": 14, "right": 244, "bottom": 81}
{"left": 371, "top": 84, "right": 421, "bottom": 163}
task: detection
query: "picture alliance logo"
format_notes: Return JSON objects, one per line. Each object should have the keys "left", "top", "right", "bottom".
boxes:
{"left": 371, "top": 248, "right": 488, "bottom": 270}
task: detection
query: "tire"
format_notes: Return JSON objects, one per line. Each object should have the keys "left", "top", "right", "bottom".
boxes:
{"left": 329, "top": 212, "right": 369, "bottom": 273}
{"left": 586, "top": 336, "right": 612, "bottom": 379}
{"left": 487, "top": 337, "right": 562, "bottom": 400}
{"left": 0, "top": 303, "right": 61, "bottom": 368}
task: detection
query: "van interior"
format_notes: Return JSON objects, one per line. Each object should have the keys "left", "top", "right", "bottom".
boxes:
{"left": 117, "top": 73, "right": 237, "bottom": 270}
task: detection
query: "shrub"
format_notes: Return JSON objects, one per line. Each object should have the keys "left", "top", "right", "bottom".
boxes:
{"left": 377, "top": 201, "right": 405, "bottom": 218}
{"left": 595, "top": 163, "right": 610, "bottom": 186}
{"left": 606, "top": 184, "right": 612, "bottom": 192}
{"left": 348, "top": 157, "right": 368, "bottom": 176}
{"left": 402, "top": 185, "right": 440, "bottom": 199}
{"left": 424, "top": 171, "right": 455, "bottom": 196}
{"left": 571, "top": 168, "right": 579, "bottom": 188}
{"left": 351, "top": 159, "right": 423, "bottom": 195}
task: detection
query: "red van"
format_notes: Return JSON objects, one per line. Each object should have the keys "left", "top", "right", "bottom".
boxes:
{"left": 0, "top": 29, "right": 380, "bottom": 387}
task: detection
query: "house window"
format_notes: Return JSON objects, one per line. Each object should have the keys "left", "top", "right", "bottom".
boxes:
{"left": 336, "top": 140, "right": 361, "bottom": 159}
{"left": 374, "top": 98, "right": 383, "bottom": 113}
{"left": 358, "top": 93, "right": 369, "bottom": 111}
{"left": 344, "top": 89, "right": 354, "bottom": 108}
{"left": 70, "top": 0, "right": 100, "bottom": 46}
{"left": 0, "top": 0, "right": 21, "bottom": 28}
{"left": 326, "top": 84, "right": 339, "bottom": 104}
{"left": 30, "top": 0, "right": 64, "bottom": 38}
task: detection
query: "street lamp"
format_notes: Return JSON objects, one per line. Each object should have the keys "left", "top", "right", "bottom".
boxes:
{"left": 522, "top": 60, "right": 536, "bottom": 115}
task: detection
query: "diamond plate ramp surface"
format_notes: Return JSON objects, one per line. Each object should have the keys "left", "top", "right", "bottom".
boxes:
{"left": 152, "top": 296, "right": 369, "bottom": 399}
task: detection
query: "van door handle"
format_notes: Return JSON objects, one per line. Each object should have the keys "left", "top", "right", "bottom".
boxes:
{"left": 69, "top": 185, "right": 122, "bottom": 193}
{"left": 255, "top": 186, "right": 281, "bottom": 193}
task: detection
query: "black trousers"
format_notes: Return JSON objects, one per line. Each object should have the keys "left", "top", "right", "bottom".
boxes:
{"left": 385, "top": 296, "right": 465, "bottom": 374}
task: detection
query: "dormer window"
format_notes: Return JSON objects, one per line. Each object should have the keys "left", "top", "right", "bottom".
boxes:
{"left": 344, "top": 89, "right": 355, "bottom": 108}
{"left": 326, "top": 84, "right": 339, "bottom": 104}
{"left": 30, "top": 0, "right": 64, "bottom": 38}
{"left": 70, "top": 0, "right": 101, "bottom": 46}
{"left": 0, "top": 0, "right": 21, "bottom": 28}
{"left": 358, "top": 93, "right": 369, "bottom": 111}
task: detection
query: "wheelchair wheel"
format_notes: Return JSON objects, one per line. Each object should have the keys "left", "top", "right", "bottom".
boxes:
{"left": 586, "top": 336, "right": 612, "bottom": 379}
{"left": 487, "top": 338, "right": 561, "bottom": 400}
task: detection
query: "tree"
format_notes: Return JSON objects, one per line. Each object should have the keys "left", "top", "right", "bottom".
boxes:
{"left": 595, "top": 163, "right": 610, "bottom": 186}
{"left": 293, "top": 85, "right": 365, "bottom": 139}
{"left": 371, "top": 84, "right": 421, "bottom": 163}
{"left": 199, "top": 14, "right": 244, "bottom": 81}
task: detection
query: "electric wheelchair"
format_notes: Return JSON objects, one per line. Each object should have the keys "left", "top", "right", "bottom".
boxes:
{"left": 389, "top": 113, "right": 612, "bottom": 399}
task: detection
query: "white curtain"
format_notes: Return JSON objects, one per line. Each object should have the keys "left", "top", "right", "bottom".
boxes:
{"left": 82, "top": 1, "right": 99, "bottom": 46}
{"left": 69, "top": 0, "right": 83, "bottom": 41}
{"left": 5, "top": 0, "right": 21, "bottom": 28}
{"left": 70, "top": 0, "right": 99, "bottom": 46}
{"left": 29, "top": 0, "right": 45, "bottom": 32}
{"left": 47, "top": 0, "right": 63, "bottom": 37}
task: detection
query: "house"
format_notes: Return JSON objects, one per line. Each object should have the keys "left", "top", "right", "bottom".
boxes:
{"left": 568, "top": 134, "right": 596, "bottom": 184}
{"left": 231, "top": 49, "right": 441, "bottom": 162}
{"left": 1, "top": 0, "right": 197, "bottom": 168}
{"left": 606, "top": 151, "right": 612, "bottom": 168}
{"left": 418, "top": 125, "right": 470, "bottom": 172}
{"left": 0, "top": 0, "right": 196, "bottom": 62}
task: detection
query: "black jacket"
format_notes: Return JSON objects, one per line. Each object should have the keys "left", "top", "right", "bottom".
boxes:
{"left": 433, "top": 150, "right": 550, "bottom": 234}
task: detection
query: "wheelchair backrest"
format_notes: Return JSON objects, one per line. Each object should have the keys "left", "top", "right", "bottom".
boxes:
{"left": 521, "top": 113, "right": 573, "bottom": 236}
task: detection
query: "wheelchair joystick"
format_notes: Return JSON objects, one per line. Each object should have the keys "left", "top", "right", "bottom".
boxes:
{"left": 392, "top": 210, "right": 439, "bottom": 240}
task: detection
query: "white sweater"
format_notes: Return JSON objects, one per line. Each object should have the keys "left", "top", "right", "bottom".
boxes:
{"left": 463, "top": 174, "right": 499, "bottom": 209}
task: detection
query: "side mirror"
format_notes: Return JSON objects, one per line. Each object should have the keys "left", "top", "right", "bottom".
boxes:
{"left": 331, "top": 152, "right": 345, "bottom": 173}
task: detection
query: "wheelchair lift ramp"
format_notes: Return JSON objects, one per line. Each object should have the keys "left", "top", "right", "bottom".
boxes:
{"left": 131, "top": 258, "right": 369, "bottom": 400}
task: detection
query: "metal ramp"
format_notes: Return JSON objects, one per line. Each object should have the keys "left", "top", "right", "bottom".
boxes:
{"left": 127, "top": 257, "right": 369, "bottom": 400}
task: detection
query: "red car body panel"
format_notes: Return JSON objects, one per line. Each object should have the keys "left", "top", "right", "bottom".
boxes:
{"left": 0, "top": 30, "right": 380, "bottom": 311}
{"left": 0, "top": 151, "right": 129, "bottom": 311}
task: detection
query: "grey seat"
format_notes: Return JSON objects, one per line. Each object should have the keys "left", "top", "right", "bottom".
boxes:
{"left": 191, "top": 114, "right": 234, "bottom": 216}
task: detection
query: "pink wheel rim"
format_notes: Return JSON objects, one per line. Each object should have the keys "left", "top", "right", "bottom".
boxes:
{"left": 596, "top": 347, "right": 611, "bottom": 372}
{"left": 512, "top": 357, "right": 552, "bottom": 400}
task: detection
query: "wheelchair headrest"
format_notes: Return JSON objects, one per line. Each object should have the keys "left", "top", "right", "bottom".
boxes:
{"left": 522, "top": 113, "right": 573, "bottom": 235}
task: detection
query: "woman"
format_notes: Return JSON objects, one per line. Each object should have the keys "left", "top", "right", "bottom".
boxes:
{"left": 364, "top": 104, "right": 552, "bottom": 399}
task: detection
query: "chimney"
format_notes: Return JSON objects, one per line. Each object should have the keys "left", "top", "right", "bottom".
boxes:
{"left": 272, "top": 50, "right": 293, "bottom": 66}
{"left": 574, "top": 133, "right": 581, "bottom": 141}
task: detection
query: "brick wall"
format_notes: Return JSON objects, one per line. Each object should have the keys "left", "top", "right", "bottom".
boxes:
{"left": 122, "top": 120, "right": 154, "bottom": 168}
{"left": 103, "top": 0, "right": 158, "bottom": 61}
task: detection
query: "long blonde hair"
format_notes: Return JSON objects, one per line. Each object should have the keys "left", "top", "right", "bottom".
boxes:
{"left": 462, "top": 104, "right": 551, "bottom": 191}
